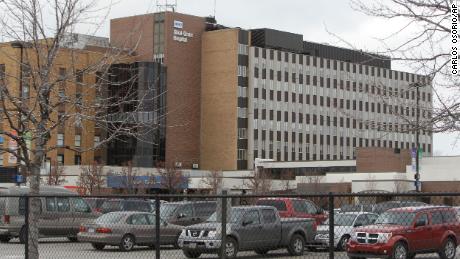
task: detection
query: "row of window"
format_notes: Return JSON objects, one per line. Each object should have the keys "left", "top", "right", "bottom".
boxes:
{"left": 253, "top": 72, "right": 431, "bottom": 102}
{"left": 56, "top": 134, "right": 100, "bottom": 148}
{"left": 253, "top": 47, "right": 426, "bottom": 83}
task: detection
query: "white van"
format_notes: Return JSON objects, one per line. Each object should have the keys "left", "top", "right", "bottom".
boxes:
{"left": 0, "top": 186, "right": 99, "bottom": 243}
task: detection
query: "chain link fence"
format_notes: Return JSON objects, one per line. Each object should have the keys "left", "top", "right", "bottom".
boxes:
{"left": 1, "top": 192, "right": 460, "bottom": 258}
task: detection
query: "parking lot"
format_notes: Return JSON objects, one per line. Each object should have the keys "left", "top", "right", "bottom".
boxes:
{"left": 0, "top": 238, "right": 452, "bottom": 259}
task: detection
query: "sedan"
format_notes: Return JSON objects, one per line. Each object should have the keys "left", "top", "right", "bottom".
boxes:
{"left": 78, "top": 211, "right": 183, "bottom": 251}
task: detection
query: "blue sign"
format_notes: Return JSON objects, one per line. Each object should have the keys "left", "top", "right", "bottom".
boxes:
{"left": 0, "top": 136, "right": 3, "bottom": 144}
{"left": 16, "top": 174, "right": 23, "bottom": 183}
{"left": 107, "top": 175, "right": 188, "bottom": 189}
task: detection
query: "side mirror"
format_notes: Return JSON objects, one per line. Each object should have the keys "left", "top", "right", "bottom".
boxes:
{"left": 415, "top": 220, "right": 426, "bottom": 227}
{"left": 242, "top": 220, "right": 253, "bottom": 226}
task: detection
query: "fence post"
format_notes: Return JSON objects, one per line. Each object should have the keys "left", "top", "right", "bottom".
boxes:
{"left": 220, "top": 190, "right": 227, "bottom": 259}
{"left": 24, "top": 195, "right": 29, "bottom": 259}
{"left": 155, "top": 195, "right": 161, "bottom": 259}
{"left": 328, "top": 192, "right": 334, "bottom": 259}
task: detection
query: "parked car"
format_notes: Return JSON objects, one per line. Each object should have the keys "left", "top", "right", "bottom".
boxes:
{"left": 178, "top": 205, "right": 317, "bottom": 258}
{"left": 256, "top": 198, "right": 327, "bottom": 224}
{"left": 160, "top": 201, "right": 216, "bottom": 226}
{"left": 309, "top": 212, "right": 378, "bottom": 251}
{"left": 78, "top": 211, "right": 182, "bottom": 251}
{"left": 373, "top": 200, "right": 428, "bottom": 214}
{"left": 0, "top": 186, "right": 98, "bottom": 243}
{"left": 340, "top": 204, "right": 375, "bottom": 213}
{"left": 84, "top": 198, "right": 107, "bottom": 213}
{"left": 100, "top": 199, "right": 153, "bottom": 214}
{"left": 347, "top": 206, "right": 460, "bottom": 259}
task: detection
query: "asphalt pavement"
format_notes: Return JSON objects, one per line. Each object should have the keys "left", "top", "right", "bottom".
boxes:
{"left": 0, "top": 238, "right": 451, "bottom": 259}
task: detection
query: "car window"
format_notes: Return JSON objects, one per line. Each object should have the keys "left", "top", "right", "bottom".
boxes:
{"left": 128, "top": 214, "right": 149, "bottom": 225}
{"left": 431, "top": 211, "right": 443, "bottom": 225}
{"left": 354, "top": 215, "right": 367, "bottom": 226}
{"left": 305, "top": 201, "right": 319, "bottom": 214}
{"left": 146, "top": 213, "right": 165, "bottom": 225}
{"left": 96, "top": 213, "right": 125, "bottom": 224}
{"left": 56, "top": 197, "right": 70, "bottom": 212}
{"left": 195, "top": 202, "right": 216, "bottom": 217}
{"left": 124, "top": 201, "right": 151, "bottom": 212}
{"left": 255, "top": 200, "right": 287, "bottom": 211}
{"left": 72, "top": 198, "right": 91, "bottom": 213}
{"left": 176, "top": 204, "right": 193, "bottom": 218}
{"left": 416, "top": 213, "right": 429, "bottom": 226}
{"left": 261, "top": 209, "right": 277, "bottom": 224}
{"left": 243, "top": 210, "right": 260, "bottom": 225}
{"left": 102, "top": 201, "right": 122, "bottom": 213}
{"left": 366, "top": 214, "right": 378, "bottom": 224}
{"left": 46, "top": 198, "right": 56, "bottom": 212}
{"left": 441, "top": 210, "right": 457, "bottom": 223}
{"left": 292, "top": 200, "right": 308, "bottom": 213}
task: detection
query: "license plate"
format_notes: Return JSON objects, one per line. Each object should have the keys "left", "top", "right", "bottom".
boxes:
{"left": 316, "top": 234, "right": 328, "bottom": 240}
{"left": 88, "top": 228, "right": 95, "bottom": 233}
{"left": 188, "top": 243, "right": 197, "bottom": 248}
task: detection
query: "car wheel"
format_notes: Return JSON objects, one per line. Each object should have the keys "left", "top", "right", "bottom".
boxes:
{"left": 19, "top": 226, "right": 27, "bottom": 244}
{"left": 183, "top": 250, "right": 201, "bottom": 258}
{"left": 287, "top": 234, "right": 305, "bottom": 256}
{"left": 254, "top": 248, "right": 269, "bottom": 255}
{"left": 119, "top": 234, "right": 135, "bottom": 252}
{"left": 91, "top": 243, "right": 105, "bottom": 250}
{"left": 337, "top": 235, "right": 350, "bottom": 251}
{"left": 439, "top": 238, "right": 456, "bottom": 259}
{"left": 67, "top": 236, "right": 78, "bottom": 242}
{"left": 221, "top": 237, "right": 238, "bottom": 258}
{"left": 391, "top": 241, "right": 408, "bottom": 259}
{"left": 0, "top": 235, "right": 11, "bottom": 243}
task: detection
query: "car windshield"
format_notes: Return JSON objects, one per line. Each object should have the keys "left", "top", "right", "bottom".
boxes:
{"left": 323, "top": 214, "right": 357, "bottom": 226}
{"left": 95, "top": 213, "right": 125, "bottom": 224}
{"left": 207, "top": 208, "right": 244, "bottom": 223}
{"left": 374, "top": 211, "right": 416, "bottom": 226}
{"left": 160, "top": 204, "right": 180, "bottom": 219}
{"left": 256, "top": 200, "right": 287, "bottom": 211}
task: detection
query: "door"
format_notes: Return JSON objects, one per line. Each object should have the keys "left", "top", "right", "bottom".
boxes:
{"left": 55, "top": 197, "right": 73, "bottom": 236}
{"left": 260, "top": 209, "right": 280, "bottom": 248}
{"left": 171, "top": 204, "right": 194, "bottom": 226}
{"left": 71, "top": 197, "right": 94, "bottom": 236}
{"left": 146, "top": 214, "right": 176, "bottom": 245}
{"left": 128, "top": 214, "right": 152, "bottom": 244}
{"left": 408, "top": 213, "right": 432, "bottom": 252}
{"left": 40, "top": 197, "right": 62, "bottom": 236}
{"left": 238, "top": 210, "right": 263, "bottom": 250}
{"left": 430, "top": 210, "right": 445, "bottom": 250}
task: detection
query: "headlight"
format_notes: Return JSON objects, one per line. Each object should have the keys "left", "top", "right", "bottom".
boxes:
{"left": 350, "top": 231, "right": 357, "bottom": 242}
{"left": 208, "top": 230, "right": 217, "bottom": 238}
{"left": 377, "top": 233, "right": 392, "bottom": 243}
{"left": 180, "top": 229, "right": 186, "bottom": 237}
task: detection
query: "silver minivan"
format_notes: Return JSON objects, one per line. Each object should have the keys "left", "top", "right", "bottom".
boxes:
{"left": 0, "top": 186, "right": 99, "bottom": 243}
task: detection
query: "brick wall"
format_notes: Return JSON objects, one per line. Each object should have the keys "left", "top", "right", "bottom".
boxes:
{"left": 356, "top": 147, "right": 411, "bottom": 173}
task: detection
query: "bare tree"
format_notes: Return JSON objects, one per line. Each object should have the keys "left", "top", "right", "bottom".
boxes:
{"left": 201, "top": 170, "right": 223, "bottom": 194}
{"left": 78, "top": 161, "right": 105, "bottom": 195}
{"left": 393, "top": 173, "right": 408, "bottom": 193}
{"left": 119, "top": 161, "right": 138, "bottom": 195}
{"left": 159, "top": 166, "right": 188, "bottom": 195}
{"left": 280, "top": 170, "right": 295, "bottom": 192}
{"left": 245, "top": 168, "right": 272, "bottom": 194}
{"left": 364, "top": 174, "right": 378, "bottom": 191}
{"left": 46, "top": 161, "right": 65, "bottom": 186}
{"left": 301, "top": 175, "right": 324, "bottom": 194}
{"left": 0, "top": 1, "right": 162, "bottom": 257}
{"left": 346, "top": 0, "right": 459, "bottom": 134}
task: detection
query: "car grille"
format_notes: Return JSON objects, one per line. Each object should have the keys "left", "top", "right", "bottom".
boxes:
{"left": 356, "top": 232, "right": 378, "bottom": 244}
{"left": 188, "top": 230, "right": 201, "bottom": 238}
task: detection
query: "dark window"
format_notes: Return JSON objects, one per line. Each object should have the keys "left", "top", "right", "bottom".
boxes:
{"left": 261, "top": 209, "right": 277, "bottom": 223}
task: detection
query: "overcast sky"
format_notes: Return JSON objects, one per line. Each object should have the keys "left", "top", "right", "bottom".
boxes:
{"left": 77, "top": 0, "right": 460, "bottom": 156}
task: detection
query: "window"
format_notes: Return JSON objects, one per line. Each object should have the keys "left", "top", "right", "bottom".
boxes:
{"left": 72, "top": 198, "right": 91, "bottom": 213}
{"left": 237, "top": 149, "right": 247, "bottom": 160}
{"left": 128, "top": 214, "right": 149, "bottom": 225}
{"left": 75, "top": 135, "right": 81, "bottom": 147}
{"left": 238, "top": 44, "right": 248, "bottom": 55}
{"left": 238, "top": 107, "right": 247, "bottom": 118}
{"left": 262, "top": 209, "right": 277, "bottom": 223}
{"left": 195, "top": 203, "right": 217, "bottom": 217}
{"left": 243, "top": 210, "right": 260, "bottom": 225}
{"left": 237, "top": 66, "right": 247, "bottom": 77}
{"left": 74, "top": 155, "right": 81, "bottom": 165}
{"left": 57, "top": 133, "right": 64, "bottom": 146}
{"left": 292, "top": 200, "right": 317, "bottom": 214}
{"left": 76, "top": 93, "right": 82, "bottom": 106}
{"left": 46, "top": 198, "right": 56, "bottom": 211}
{"left": 0, "top": 64, "right": 5, "bottom": 80}
{"left": 431, "top": 211, "right": 443, "bottom": 225}
{"left": 177, "top": 204, "right": 193, "bottom": 218}
{"left": 0, "top": 155, "right": 3, "bottom": 166}
{"left": 238, "top": 128, "right": 247, "bottom": 139}
{"left": 441, "top": 210, "right": 457, "bottom": 223}
{"left": 416, "top": 213, "right": 429, "bottom": 226}
{"left": 56, "top": 197, "right": 70, "bottom": 212}
{"left": 57, "top": 154, "right": 64, "bottom": 165}
{"left": 76, "top": 70, "right": 84, "bottom": 84}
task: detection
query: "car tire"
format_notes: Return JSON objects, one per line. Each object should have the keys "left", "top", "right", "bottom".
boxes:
{"left": 391, "top": 241, "right": 408, "bottom": 259}
{"left": 91, "top": 243, "right": 105, "bottom": 250}
{"left": 287, "top": 234, "right": 305, "bottom": 256}
{"left": 19, "top": 226, "right": 27, "bottom": 244}
{"left": 183, "top": 250, "right": 201, "bottom": 258}
{"left": 67, "top": 236, "right": 78, "bottom": 242}
{"left": 119, "top": 234, "right": 135, "bottom": 252}
{"left": 254, "top": 248, "right": 269, "bottom": 255}
{"left": 439, "top": 238, "right": 456, "bottom": 259}
{"left": 337, "top": 235, "right": 350, "bottom": 251}
{"left": 220, "top": 237, "right": 238, "bottom": 258}
{"left": 0, "top": 235, "right": 11, "bottom": 243}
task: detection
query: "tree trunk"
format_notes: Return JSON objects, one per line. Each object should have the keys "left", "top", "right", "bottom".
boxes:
{"left": 28, "top": 165, "right": 41, "bottom": 259}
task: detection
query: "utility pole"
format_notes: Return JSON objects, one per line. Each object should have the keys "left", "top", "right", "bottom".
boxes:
{"left": 413, "top": 82, "right": 422, "bottom": 192}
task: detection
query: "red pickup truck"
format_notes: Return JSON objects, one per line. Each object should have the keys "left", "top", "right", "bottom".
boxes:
{"left": 347, "top": 206, "right": 460, "bottom": 259}
{"left": 255, "top": 198, "right": 328, "bottom": 225}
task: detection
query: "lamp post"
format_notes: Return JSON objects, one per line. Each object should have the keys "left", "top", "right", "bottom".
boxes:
{"left": 410, "top": 82, "right": 424, "bottom": 192}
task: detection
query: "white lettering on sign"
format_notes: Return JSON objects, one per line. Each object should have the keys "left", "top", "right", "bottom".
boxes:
{"left": 173, "top": 29, "right": 194, "bottom": 43}
{"left": 174, "top": 20, "right": 183, "bottom": 29}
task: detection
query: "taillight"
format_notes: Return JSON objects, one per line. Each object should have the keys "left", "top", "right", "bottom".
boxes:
{"left": 94, "top": 208, "right": 102, "bottom": 213}
{"left": 3, "top": 215, "right": 10, "bottom": 224}
{"left": 79, "top": 226, "right": 86, "bottom": 232}
{"left": 96, "top": 228, "right": 112, "bottom": 234}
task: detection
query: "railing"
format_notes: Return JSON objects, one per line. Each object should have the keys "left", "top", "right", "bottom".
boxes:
{"left": 1, "top": 192, "right": 460, "bottom": 258}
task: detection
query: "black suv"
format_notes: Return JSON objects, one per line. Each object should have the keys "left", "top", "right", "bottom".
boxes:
{"left": 100, "top": 199, "right": 153, "bottom": 214}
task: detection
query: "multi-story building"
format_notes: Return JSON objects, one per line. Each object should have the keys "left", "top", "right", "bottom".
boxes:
{"left": 109, "top": 11, "right": 433, "bottom": 171}
{"left": 0, "top": 34, "right": 108, "bottom": 170}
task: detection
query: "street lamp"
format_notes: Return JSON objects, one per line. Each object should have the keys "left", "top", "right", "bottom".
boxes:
{"left": 410, "top": 82, "right": 425, "bottom": 192}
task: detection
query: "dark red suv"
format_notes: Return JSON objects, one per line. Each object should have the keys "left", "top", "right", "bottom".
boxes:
{"left": 347, "top": 206, "right": 460, "bottom": 259}
{"left": 255, "top": 198, "right": 327, "bottom": 225}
